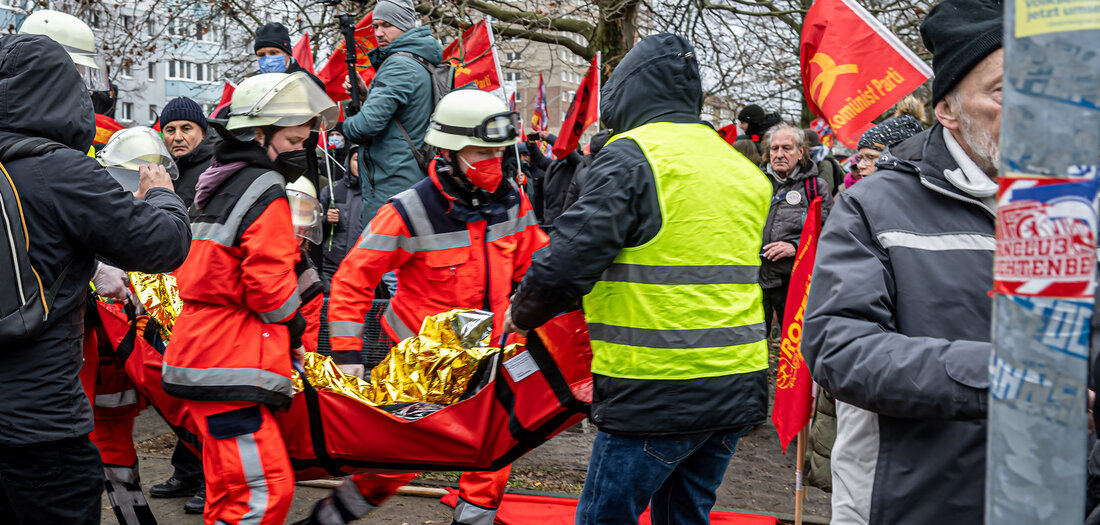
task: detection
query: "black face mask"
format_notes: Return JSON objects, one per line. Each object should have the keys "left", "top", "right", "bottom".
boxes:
{"left": 274, "top": 149, "right": 310, "bottom": 181}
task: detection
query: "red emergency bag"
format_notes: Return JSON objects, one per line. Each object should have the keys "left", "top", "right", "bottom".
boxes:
{"left": 99, "top": 302, "right": 592, "bottom": 479}
{"left": 281, "top": 310, "right": 593, "bottom": 480}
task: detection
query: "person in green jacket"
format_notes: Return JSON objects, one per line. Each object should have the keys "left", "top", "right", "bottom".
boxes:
{"left": 342, "top": 0, "right": 443, "bottom": 224}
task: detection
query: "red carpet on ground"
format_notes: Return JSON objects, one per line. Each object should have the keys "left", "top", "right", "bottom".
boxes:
{"left": 441, "top": 488, "right": 780, "bottom": 524}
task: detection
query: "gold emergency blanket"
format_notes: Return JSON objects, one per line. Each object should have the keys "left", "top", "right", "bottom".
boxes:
{"left": 128, "top": 272, "right": 182, "bottom": 340}
{"left": 293, "top": 309, "right": 521, "bottom": 406}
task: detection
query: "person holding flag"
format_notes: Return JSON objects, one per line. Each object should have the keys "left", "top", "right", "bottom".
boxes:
{"left": 342, "top": 0, "right": 442, "bottom": 224}
{"left": 504, "top": 34, "right": 771, "bottom": 524}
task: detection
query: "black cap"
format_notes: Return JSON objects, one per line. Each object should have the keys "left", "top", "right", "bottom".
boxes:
{"left": 737, "top": 104, "right": 766, "bottom": 126}
{"left": 254, "top": 22, "right": 292, "bottom": 56}
{"left": 161, "top": 97, "right": 208, "bottom": 132}
{"left": 920, "top": 0, "right": 1003, "bottom": 105}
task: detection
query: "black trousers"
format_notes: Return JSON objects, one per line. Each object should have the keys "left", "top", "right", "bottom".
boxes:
{"left": 0, "top": 435, "right": 103, "bottom": 525}
{"left": 170, "top": 438, "right": 204, "bottom": 482}
{"left": 762, "top": 278, "right": 792, "bottom": 336}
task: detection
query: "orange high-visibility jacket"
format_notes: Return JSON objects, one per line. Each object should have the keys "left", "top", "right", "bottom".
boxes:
{"left": 327, "top": 159, "right": 548, "bottom": 364}
{"left": 165, "top": 165, "right": 303, "bottom": 408}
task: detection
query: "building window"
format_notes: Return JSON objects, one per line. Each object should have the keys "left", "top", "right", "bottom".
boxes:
{"left": 514, "top": 90, "right": 522, "bottom": 103}
{"left": 167, "top": 18, "right": 185, "bottom": 37}
{"left": 503, "top": 72, "right": 521, "bottom": 82}
{"left": 149, "top": 104, "right": 158, "bottom": 124}
{"left": 196, "top": 22, "right": 217, "bottom": 42}
{"left": 505, "top": 51, "right": 522, "bottom": 62}
{"left": 561, "top": 71, "right": 568, "bottom": 82}
{"left": 122, "top": 15, "right": 134, "bottom": 29}
{"left": 120, "top": 61, "right": 133, "bottom": 78}
{"left": 148, "top": 62, "right": 156, "bottom": 81}
{"left": 120, "top": 102, "right": 134, "bottom": 122}
{"left": 147, "top": 20, "right": 155, "bottom": 37}
{"left": 167, "top": 60, "right": 214, "bottom": 83}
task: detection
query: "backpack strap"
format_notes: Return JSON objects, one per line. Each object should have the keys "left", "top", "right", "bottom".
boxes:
{"left": 391, "top": 51, "right": 435, "bottom": 73}
{"left": 0, "top": 137, "right": 65, "bottom": 161}
{"left": 805, "top": 177, "right": 820, "bottom": 202}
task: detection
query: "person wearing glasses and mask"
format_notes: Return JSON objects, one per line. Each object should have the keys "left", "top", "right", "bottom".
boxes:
{"left": 310, "top": 89, "right": 547, "bottom": 525}
{"left": 845, "top": 99, "right": 925, "bottom": 190}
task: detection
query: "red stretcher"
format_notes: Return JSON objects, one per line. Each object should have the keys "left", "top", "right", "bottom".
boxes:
{"left": 97, "top": 302, "right": 592, "bottom": 480}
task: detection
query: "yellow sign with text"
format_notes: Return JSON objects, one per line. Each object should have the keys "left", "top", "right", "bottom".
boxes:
{"left": 1016, "top": 0, "right": 1100, "bottom": 37}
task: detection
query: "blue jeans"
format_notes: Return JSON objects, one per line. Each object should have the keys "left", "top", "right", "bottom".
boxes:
{"left": 576, "top": 426, "right": 750, "bottom": 525}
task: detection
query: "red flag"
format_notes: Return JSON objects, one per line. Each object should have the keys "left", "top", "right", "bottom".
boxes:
{"left": 442, "top": 21, "right": 501, "bottom": 91}
{"left": 210, "top": 81, "right": 235, "bottom": 118}
{"left": 772, "top": 194, "right": 823, "bottom": 452}
{"left": 531, "top": 72, "right": 549, "bottom": 133}
{"left": 93, "top": 113, "right": 124, "bottom": 145}
{"left": 292, "top": 32, "right": 315, "bottom": 74}
{"left": 800, "top": 0, "right": 932, "bottom": 148}
{"left": 716, "top": 123, "right": 739, "bottom": 145}
{"left": 552, "top": 53, "right": 600, "bottom": 158}
{"left": 317, "top": 13, "right": 378, "bottom": 103}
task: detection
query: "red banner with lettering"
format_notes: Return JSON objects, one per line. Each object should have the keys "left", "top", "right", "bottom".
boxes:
{"left": 317, "top": 13, "right": 378, "bottom": 103}
{"left": 443, "top": 21, "right": 501, "bottom": 91}
{"left": 552, "top": 54, "right": 600, "bottom": 158}
{"left": 772, "top": 195, "right": 823, "bottom": 452}
{"left": 800, "top": 0, "right": 932, "bottom": 148}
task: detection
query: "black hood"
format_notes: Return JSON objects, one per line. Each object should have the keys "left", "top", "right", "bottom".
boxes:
{"left": 600, "top": 34, "right": 702, "bottom": 133}
{"left": 0, "top": 34, "right": 94, "bottom": 151}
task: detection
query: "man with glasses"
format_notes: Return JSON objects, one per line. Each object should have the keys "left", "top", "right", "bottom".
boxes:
{"left": 846, "top": 110, "right": 925, "bottom": 189}
{"left": 309, "top": 89, "right": 548, "bottom": 525}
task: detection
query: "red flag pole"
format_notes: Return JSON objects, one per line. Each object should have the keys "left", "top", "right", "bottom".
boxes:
{"left": 795, "top": 426, "right": 808, "bottom": 525}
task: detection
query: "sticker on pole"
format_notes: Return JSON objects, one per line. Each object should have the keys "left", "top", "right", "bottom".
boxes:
{"left": 994, "top": 176, "right": 1099, "bottom": 298}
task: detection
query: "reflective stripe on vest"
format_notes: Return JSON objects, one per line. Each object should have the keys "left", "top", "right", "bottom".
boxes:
{"left": 582, "top": 122, "right": 773, "bottom": 380}
{"left": 383, "top": 303, "right": 417, "bottom": 340}
{"left": 191, "top": 171, "right": 285, "bottom": 247}
{"left": 161, "top": 363, "right": 293, "bottom": 397}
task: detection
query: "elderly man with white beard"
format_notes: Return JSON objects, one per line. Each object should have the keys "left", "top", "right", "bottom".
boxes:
{"left": 800, "top": 0, "right": 1004, "bottom": 523}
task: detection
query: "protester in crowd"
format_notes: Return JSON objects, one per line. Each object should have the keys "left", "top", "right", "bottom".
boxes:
{"left": 734, "top": 103, "right": 782, "bottom": 154}
{"left": 760, "top": 122, "right": 833, "bottom": 336}
{"left": 309, "top": 89, "right": 545, "bottom": 525}
{"left": 803, "top": 128, "right": 845, "bottom": 195}
{"left": 163, "top": 71, "right": 337, "bottom": 524}
{"left": 0, "top": 33, "right": 190, "bottom": 524}
{"left": 538, "top": 129, "right": 612, "bottom": 227}
{"left": 319, "top": 149, "right": 363, "bottom": 285}
{"left": 254, "top": 22, "right": 325, "bottom": 89}
{"left": 732, "top": 137, "right": 764, "bottom": 167}
{"left": 846, "top": 96, "right": 926, "bottom": 189}
{"left": 160, "top": 96, "right": 216, "bottom": 209}
{"left": 802, "top": 0, "right": 1003, "bottom": 522}
{"left": 327, "top": 121, "right": 350, "bottom": 167}
{"left": 342, "top": 0, "right": 443, "bottom": 224}
{"left": 504, "top": 34, "right": 772, "bottom": 524}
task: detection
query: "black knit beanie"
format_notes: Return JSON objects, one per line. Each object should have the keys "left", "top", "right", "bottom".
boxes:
{"left": 858, "top": 115, "right": 924, "bottom": 151}
{"left": 254, "top": 22, "right": 292, "bottom": 55}
{"left": 737, "top": 104, "right": 766, "bottom": 126}
{"left": 161, "top": 97, "right": 208, "bottom": 132}
{"left": 920, "top": 0, "right": 1004, "bottom": 105}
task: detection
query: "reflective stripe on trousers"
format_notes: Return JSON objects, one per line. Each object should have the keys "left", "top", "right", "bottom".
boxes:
{"left": 453, "top": 496, "right": 498, "bottom": 525}
{"left": 104, "top": 463, "right": 158, "bottom": 525}
{"left": 313, "top": 478, "right": 378, "bottom": 525}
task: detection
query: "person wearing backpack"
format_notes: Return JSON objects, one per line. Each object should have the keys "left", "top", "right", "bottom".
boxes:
{"left": 0, "top": 34, "right": 190, "bottom": 525}
{"left": 342, "top": 0, "right": 443, "bottom": 225}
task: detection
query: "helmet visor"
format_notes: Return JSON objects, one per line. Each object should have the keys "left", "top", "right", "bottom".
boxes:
{"left": 97, "top": 128, "right": 180, "bottom": 180}
{"left": 228, "top": 72, "right": 339, "bottom": 130}
{"left": 287, "top": 189, "right": 324, "bottom": 245}
{"left": 75, "top": 55, "right": 110, "bottom": 92}
{"left": 432, "top": 111, "right": 520, "bottom": 144}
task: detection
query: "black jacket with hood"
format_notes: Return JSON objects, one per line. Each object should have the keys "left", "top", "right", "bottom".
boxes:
{"left": 320, "top": 164, "right": 364, "bottom": 273}
{"left": 0, "top": 34, "right": 190, "bottom": 445}
{"left": 509, "top": 34, "right": 768, "bottom": 436}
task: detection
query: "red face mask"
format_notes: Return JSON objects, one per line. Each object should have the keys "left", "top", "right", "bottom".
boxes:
{"left": 459, "top": 155, "right": 504, "bottom": 192}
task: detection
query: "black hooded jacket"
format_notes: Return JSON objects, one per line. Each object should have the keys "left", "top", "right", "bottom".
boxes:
{"left": 510, "top": 34, "right": 768, "bottom": 436}
{"left": 0, "top": 34, "right": 190, "bottom": 445}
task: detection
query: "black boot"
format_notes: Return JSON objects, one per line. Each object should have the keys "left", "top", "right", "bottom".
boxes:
{"left": 148, "top": 475, "right": 201, "bottom": 498}
{"left": 183, "top": 482, "right": 205, "bottom": 514}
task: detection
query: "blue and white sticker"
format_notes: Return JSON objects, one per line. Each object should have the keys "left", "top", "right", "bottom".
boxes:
{"left": 785, "top": 191, "right": 802, "bottom": 205}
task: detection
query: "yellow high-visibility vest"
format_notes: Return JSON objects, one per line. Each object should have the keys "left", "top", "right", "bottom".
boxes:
{"left": 583, "top": 122, "right": 771, "bottom": 380}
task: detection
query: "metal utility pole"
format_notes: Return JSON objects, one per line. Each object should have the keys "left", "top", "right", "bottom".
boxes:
{"left": 986, "top": 2, "right": 1100, "bottom": 523}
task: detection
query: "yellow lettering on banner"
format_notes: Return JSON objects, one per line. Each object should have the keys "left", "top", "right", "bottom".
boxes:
{"left": 775, "top": 232, "right": 817, "bottom": 391}
{"left": 827, "top": 68, "right": 907, "bottom": 132}
{"left": 1016, "top": 0, "right": 1100, "bottom": 37}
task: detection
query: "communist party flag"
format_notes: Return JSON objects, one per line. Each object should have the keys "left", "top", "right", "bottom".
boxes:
{"left": 292, "top": 32, "right": 315, "bottom": 74}
{"left": 552, "top": 53, "right": 600, "bottom": 158}
{"left": 716, "top": 123, "right": 739, "bottom": 145}
{"left": 443, "top": 20, "right": 501, "bottom": 91}
{"left": 772, "top": 193, "right": 823, "bottom": 452}
{"left": 317, "top": 13, "right": 378, "bottom": 103}
{"left": 93, "top": 113, "right": 124, "bottom": 145}
{"left": 800, "top": 0, "right": 932, "bottom": 148}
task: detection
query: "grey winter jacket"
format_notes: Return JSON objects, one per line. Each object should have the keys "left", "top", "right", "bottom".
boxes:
{"left": 759, "top": 163, "right": 833, "bottom": 288}
{"left": 802, "top": 124, "right": 992, "bottom": 524}
{"left": 343, "top": 26, "right": 442, "bottom": 224}
{"left": 0, "top": 34, "right": 190, "bottom": 445}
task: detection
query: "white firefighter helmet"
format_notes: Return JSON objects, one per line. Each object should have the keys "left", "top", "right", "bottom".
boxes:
{"left": 226, "top": 72, "right": 338, "bottom": 134}
{"left": 286, "top": 177, "right": 323, "bottom": 245}
{"left": 96, "top": 127, "right": 179, "bottom": 192}
{"left": 425, "top": 90, "right": 519, "bottom": 151}
{"left": 19, "top": 10, "right": 108, "bottom": 91}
